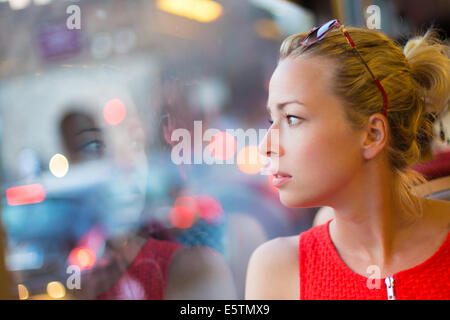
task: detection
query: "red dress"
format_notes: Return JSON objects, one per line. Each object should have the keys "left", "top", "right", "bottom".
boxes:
{"left": 96, "top": 238, "right": 181, "bottom": 300}
{"left": 299, "top": 219, "right": 450, "bottom": 300}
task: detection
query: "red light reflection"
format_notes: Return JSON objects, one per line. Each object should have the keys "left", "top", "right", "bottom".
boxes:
{"left": 6, "top": 184, "right": 46, "bottom": 206}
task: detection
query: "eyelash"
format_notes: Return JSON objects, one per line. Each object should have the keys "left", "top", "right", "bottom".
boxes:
{"left": 268, "top": 115, "right": 303, "bottom": 126}
{"left": 78, "top": 140, "right": 105, "bottom": 153}
{"left": 287, "top": 115, "right": 303, "bottom": 126}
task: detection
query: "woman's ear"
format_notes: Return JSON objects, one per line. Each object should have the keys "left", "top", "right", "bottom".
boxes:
{"left": 362, "top": 113, "right": 389, "bottom": 160}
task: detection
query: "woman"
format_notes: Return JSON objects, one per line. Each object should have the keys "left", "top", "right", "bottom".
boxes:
{"left": 245, "top": 20, "right": 450, "bottom": 300}
{"left": 59, "top": 104, "right": 236, "bottom": 300}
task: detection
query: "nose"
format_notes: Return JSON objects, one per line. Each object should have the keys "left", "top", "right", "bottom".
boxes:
{"left": 258, "top": 126, "right": 284, "bottom": 158}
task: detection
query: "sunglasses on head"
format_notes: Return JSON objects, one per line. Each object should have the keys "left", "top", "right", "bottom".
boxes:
{"left": 301, "top": 19, "right": 388, "bottom": 117}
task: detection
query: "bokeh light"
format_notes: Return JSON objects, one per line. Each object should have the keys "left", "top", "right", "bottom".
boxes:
{"left": 209, "top": 131, "right": 237, "bottom": 161}
{"left": 46, "top": 281, "right": 66, "bottom": 299}
{"left": 196, "top": 194, "right": 223, "bottom": 224}
{"left": 18, "top": 284, "right": 29, "bottom": 300}
{"left": 6, "top": 184, "right": 46, "bottom": 206}
{"left": 49, "top": 153, "right": 69, "bottom": 178}
{"left": 236, "top": 146, "right": 266, "bottom": 174}
{"left": 169, "top": 206, "right": 196, "bottom": 229}
{"left": 157, "top": 0, "right": 223, "bottom": 23}
{"left": 103, "top": 98, "right": 127, "bottom": 126}
{"left": 174, "top": 196, "right": 198, "bottom": 213}
{"left": 69, "top": 247, "right": 97, "bottom": 270}
{"left": 9, "top": 0, "right": 31, "bottom": 10}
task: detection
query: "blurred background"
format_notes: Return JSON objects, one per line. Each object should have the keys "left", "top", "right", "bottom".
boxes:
{"left": 0, "top": 0, "right": 449, "bottom": 300}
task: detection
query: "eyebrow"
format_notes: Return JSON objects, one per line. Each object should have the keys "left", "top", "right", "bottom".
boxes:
{"left": 266, "top": 100, "right": 305, "bottom": 113}
{"left": 75, "top": 128, "right": 102, "bottom": 136}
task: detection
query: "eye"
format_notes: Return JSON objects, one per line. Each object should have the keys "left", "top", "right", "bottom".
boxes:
{"left": 286, "top": 115, "right": 303, "bottom": 126}
{"left": 78, "top": 140, "right": 105, "bottom": 157}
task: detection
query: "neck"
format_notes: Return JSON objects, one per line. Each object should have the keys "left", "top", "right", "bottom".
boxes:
{"left": 327, "top": 160, "right": 421, "bottom": 269}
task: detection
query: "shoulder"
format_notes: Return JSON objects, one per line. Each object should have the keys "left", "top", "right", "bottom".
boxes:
{"left": 165, "top": 246, "right": 237, "bottom": 299}
{"left": 169, "top": 246, "right": 227, "bottom": 273}
{"left": 248, "top": 236, "right": 300, "bottom": 268}
{"left": 245, "top": 235, "right": 300, "bottom": 300}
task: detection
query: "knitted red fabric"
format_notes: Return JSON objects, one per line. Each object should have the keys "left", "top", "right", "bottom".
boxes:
{"left": 97, "top": 238, "right": 181, "bottom": 300}
{"left": 299, "top": 219, "right": 450, "bottom": 300}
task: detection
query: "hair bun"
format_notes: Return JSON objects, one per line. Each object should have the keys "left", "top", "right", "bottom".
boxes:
{"left": 403, "top": 29, "right": 450, "bottom": 116}
{"left": 403, "top": 30, "right": 450, "bottom": 160}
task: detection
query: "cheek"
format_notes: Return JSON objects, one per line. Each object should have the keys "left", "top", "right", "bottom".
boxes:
{"left": 282, "top": 128, "right": 362, "bottom": 200}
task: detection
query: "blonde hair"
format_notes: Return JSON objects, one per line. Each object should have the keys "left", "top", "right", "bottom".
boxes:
{"left": 280, "top": 26, "right": 450, "bottom": 217}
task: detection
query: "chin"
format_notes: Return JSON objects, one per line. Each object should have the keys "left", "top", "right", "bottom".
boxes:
{"left": 279, "top": 191, "right": 307, "bottom": 208}
{"left": 278, "top": 189, "right": 322, "bottom": 208}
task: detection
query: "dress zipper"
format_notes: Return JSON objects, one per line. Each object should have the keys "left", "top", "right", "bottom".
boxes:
{"left": 384, "top": 276, "right": 396, "bottom": 300}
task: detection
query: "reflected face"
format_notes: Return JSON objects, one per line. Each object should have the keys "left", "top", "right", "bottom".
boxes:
{"left": 260, "top": 56, "right": 365, "bottom": 208}
{"left": 60, "top": 110, "right": 149, "bottom": 237}
{"left": 61, "top": 113, "right": 106, "bottom": 163}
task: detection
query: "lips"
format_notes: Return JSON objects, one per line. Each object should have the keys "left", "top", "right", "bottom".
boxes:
{"left": 270, "top": 170, "right": 292, "bottom": 187}
{"left": 272, "top": 171, "right": 291, "bottom": 178}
